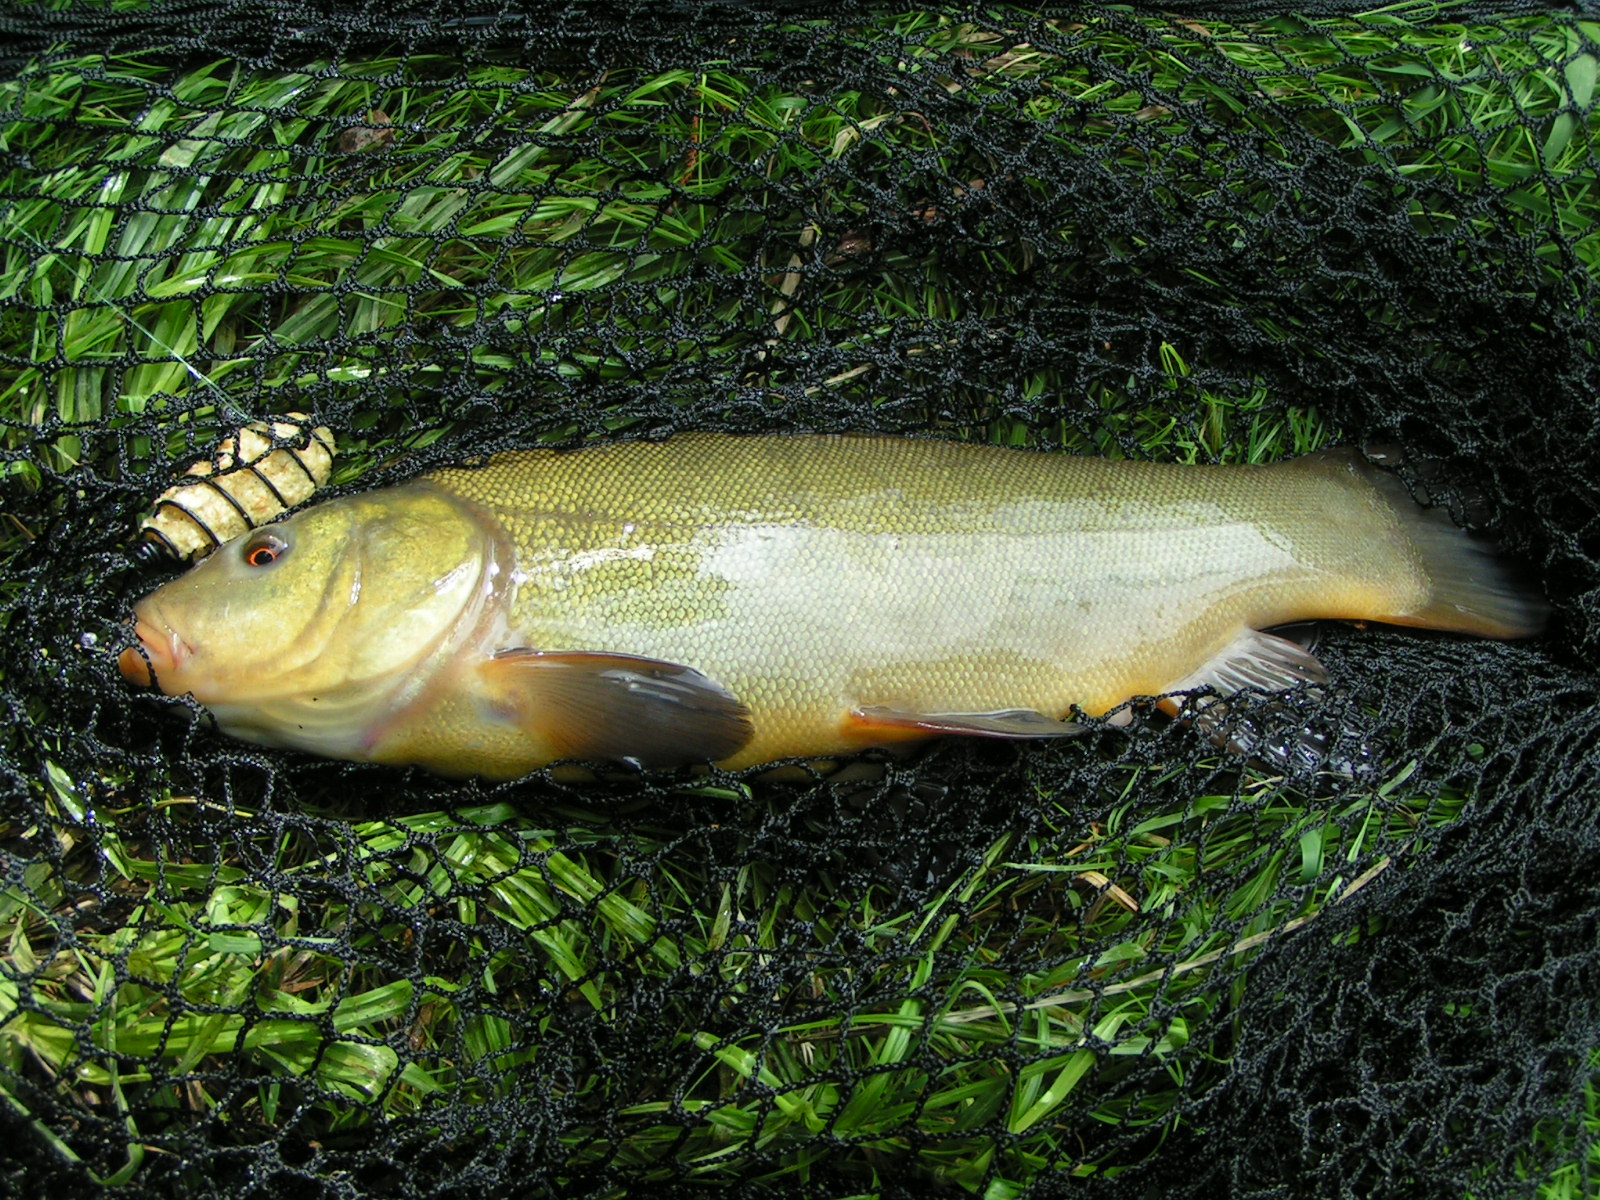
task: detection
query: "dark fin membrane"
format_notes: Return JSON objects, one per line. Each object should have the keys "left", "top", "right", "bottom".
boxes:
{"left": 848, "top": 706, "right": 1086, "bottom": 741}
{"left": 482, "top": 649, "right": 753, "bottom": 768}
{"left": 1291, "top": 446, "right": 1547, "bottom": 639}
{"left": 1161, "top": 628, "right": 1377, "bottom": 780}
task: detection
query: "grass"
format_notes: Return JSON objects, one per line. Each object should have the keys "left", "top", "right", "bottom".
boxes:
{"left": 0, "top": 7, "right": 1594, "bottom": 476}
{"left": 0, "top": 4, "right": 1594, "bottom": 1197}
{"left": 3, "top": 738, "right": 1476, "bottom": 1193}
{"left": 1509, "top": 1048, "right": 1600, "bottom": 1200}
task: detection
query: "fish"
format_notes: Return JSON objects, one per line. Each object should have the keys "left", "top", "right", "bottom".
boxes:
{"left": 117, "top": 433, "right": 1545, "bottom": 778}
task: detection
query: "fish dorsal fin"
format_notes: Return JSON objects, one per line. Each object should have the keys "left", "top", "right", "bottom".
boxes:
{"left": 479, "top": 650, "right": 753, "bottom": 768}
{"left": 847, "top": 706, "right": 1085, "bottom": 741}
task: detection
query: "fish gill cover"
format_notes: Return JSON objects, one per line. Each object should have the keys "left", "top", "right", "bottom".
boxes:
{"left": 0, "top": 1, "right": 1597, "bottom": 1197}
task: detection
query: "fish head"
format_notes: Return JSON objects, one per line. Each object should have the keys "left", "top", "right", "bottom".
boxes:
{"left": 119, "top": 483, "right": 505, "bottom": 753}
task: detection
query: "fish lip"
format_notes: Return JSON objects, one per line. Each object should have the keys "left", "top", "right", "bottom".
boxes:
{"left": 119, "top": 608, "right": 192, "bottom": 689}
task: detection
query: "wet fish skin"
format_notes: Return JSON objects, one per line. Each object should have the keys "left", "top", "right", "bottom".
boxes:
{"left": 118, "top": 434, "right": 1544, "bottom": 777}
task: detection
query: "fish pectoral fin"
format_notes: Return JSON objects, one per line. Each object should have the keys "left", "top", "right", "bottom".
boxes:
{"left": 479, "top": 649, "right": 753, "bottom": 768}
{"left": 847, "top": 706, "right": 1085, "bottom": 741}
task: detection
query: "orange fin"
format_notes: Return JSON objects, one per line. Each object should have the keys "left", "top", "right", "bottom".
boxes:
{"left": 847, "top": 705, "right": 1085, "bottom": 742}
{"left": 480, "top": 650, "right": 753, "bottom": 768}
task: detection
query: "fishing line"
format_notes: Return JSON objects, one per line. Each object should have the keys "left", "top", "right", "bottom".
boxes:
{"left": 2, "top": 207, "right": 251, "bottom": 426}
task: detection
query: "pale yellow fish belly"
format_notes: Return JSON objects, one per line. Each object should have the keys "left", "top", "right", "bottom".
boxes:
{"left": 423, "top": 435, "right": 1429, "bottom": 772}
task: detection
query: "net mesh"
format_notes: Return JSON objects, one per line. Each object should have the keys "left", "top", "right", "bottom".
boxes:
{"left": 1, "top": 3, "right": 1597, "bottom": 1197}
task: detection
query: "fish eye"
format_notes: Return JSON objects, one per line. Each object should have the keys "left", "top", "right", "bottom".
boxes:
{"left": 242, "top": 531, "right": 288, "bottom": 568}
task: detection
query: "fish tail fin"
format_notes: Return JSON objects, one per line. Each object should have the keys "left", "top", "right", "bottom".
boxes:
{"left": 1295, "top": 447, "right": 1547, "bottom": 639}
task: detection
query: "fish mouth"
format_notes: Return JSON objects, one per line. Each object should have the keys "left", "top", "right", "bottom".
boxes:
{"left": 118, "top": 610, "right": 191, "bottom": 690}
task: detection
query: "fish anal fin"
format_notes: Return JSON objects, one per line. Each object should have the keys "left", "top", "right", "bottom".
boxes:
{"left": 847, "top": 705, "right": 1085, "bottom": 743}
{"left": 479, "top": 649, "right": 753, "bottom": 768}
{"left": 1158, "top": 627, "right": 1376, "bottom": 776}
{"left": 1165, "top": 627, "right": 1328, "bottom": 704}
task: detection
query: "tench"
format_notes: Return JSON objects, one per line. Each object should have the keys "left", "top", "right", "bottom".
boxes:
{"left": 117, "top": 434, "right": 1544, "bottom": 777}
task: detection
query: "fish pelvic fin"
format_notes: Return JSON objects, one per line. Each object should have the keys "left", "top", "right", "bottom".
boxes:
{"left": 846, "top": 706, "right": 1086, "bottom": 742}
{"left": 1289, "top": 448, "right": 1547, "bottom": 639}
